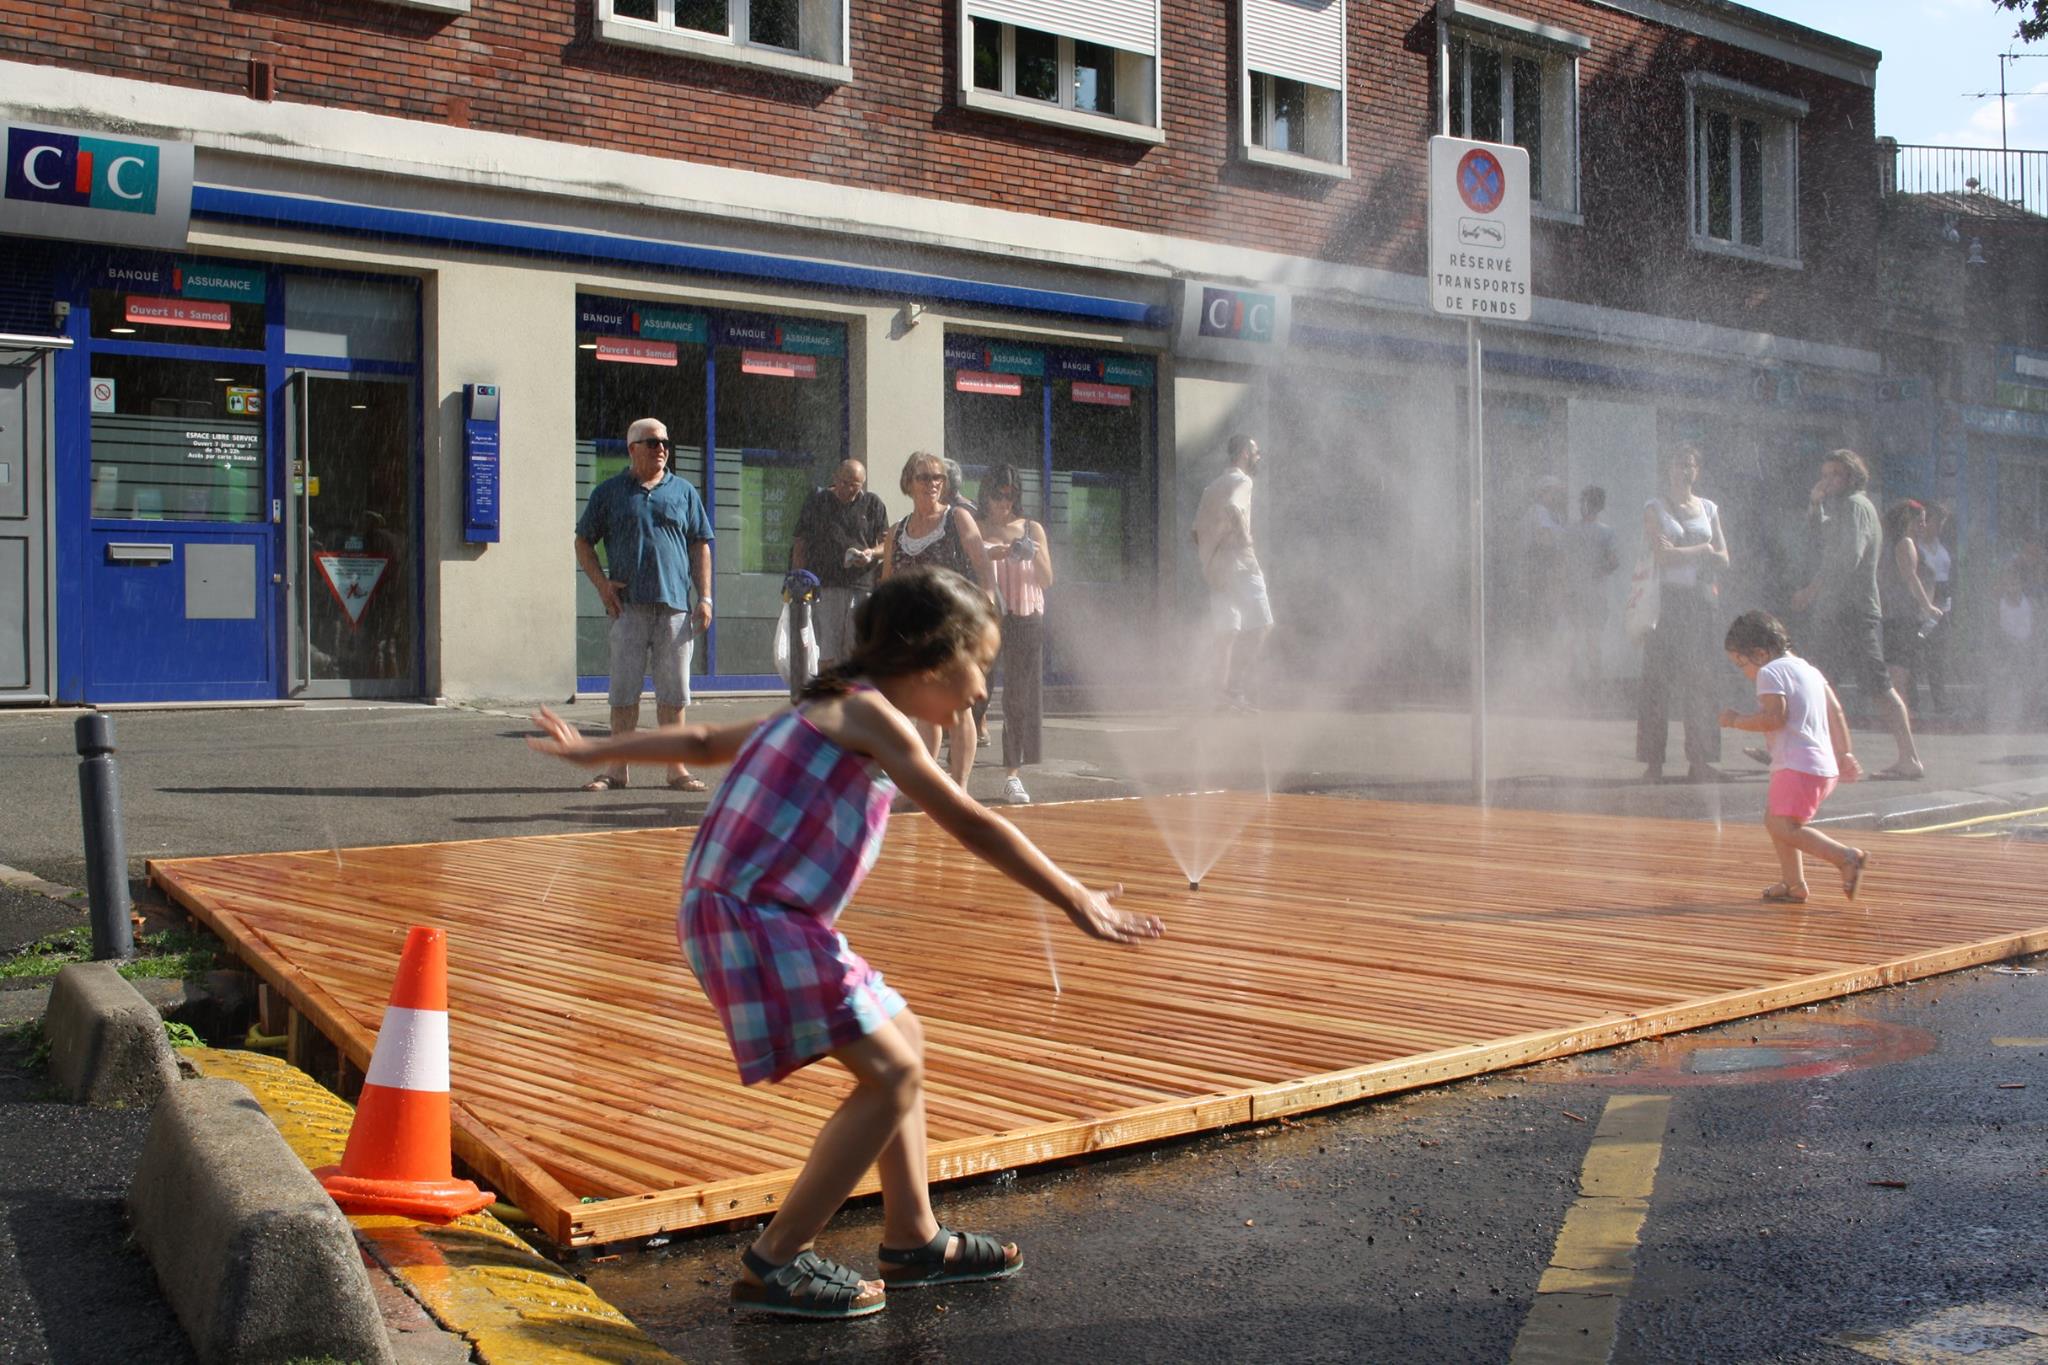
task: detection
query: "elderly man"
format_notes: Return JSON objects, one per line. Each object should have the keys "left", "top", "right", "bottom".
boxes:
{"left": 1791, "top": 448, "right": 1924, "bottom": 779}
{"left": 573, "top": 417, "right": 714, "bottom": 791}
{"left": 789, "top": 458, "right": 889, "bottom": 667}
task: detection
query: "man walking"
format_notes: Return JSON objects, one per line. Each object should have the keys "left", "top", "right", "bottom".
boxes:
{"left": 789, "top": 458, "right": 888, "bottom": 667}
{"left": 1791, "top": 448, "right": 1924, "bottom": 779}
{"left": 573, "top": 417, "right": 715, "bottom": 791}
{"left": 1191, "top": 433, "right": 1271, "bottom": 711}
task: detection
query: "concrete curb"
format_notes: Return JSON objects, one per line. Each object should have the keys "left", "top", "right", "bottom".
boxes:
{"left": 42, "top": 962, "right": 178, "bottom": 1107}
{"left": 129, "top": 1076, "right": 395, "bottom": 1365}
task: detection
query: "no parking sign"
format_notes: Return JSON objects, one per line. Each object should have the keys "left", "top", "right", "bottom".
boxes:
{"left": 1428, "top": 136, "right": 1531, "bottom": 320}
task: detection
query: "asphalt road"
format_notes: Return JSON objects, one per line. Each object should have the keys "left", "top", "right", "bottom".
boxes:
{"left": 584, "top": 965, "right": 2047, "bottom": 1363}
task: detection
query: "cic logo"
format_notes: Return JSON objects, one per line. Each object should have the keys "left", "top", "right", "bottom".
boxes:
{"left": 1197, "top": 287, "right": 1276, "bottom": 343}
{"left": 5, "top": 127, "right": 160, "bottom": 214}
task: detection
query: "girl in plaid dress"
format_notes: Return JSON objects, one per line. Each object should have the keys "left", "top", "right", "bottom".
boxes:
{"left": 529, "top": 568, "right": 1161, "bottom": 1320}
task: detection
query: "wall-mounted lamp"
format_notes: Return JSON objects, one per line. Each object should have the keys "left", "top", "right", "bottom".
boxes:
{"left": 897, "top": 301, "right": 926, "bottom": 330}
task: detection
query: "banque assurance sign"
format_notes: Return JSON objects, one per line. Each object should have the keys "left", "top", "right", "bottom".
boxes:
{"left": 2, "top": 122, "right": 194, "bottom": 250}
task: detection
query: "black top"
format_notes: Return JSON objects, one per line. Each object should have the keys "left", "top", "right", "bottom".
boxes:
{"left": 793, "top": 487, "right": 889, "bottom": 590}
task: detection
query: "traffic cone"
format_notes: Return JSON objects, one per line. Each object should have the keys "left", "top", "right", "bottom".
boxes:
{"left": 317, "top": 925, "right": 495, "bottom": 1221}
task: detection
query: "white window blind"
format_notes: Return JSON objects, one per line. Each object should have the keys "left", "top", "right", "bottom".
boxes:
{"left": 1244, "top": 0, "right": 1343, "bottom": 90}
{"left": 968, "top": 0, "right": 1157, "bottom": 55}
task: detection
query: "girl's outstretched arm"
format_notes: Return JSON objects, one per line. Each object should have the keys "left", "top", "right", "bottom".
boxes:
{"left": 527, "top": 706, "right": 766, "bottom": 768}
{"left": 1823, "top": 682, "right": 1863, "bottom": 781}
{"left": 828, "top": 693, "right": 1162, "bottom": 944}
{"left": 1718, "top": 694, "right": 1786, "bottom": 733}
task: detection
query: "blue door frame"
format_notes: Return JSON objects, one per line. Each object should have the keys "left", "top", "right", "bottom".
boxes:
{"left": 51, "top": 250, "right": 423, "bottom": 703}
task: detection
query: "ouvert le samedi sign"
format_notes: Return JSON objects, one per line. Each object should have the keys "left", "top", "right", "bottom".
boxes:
{"left": 1428, "top": 135, "right": 1531, "bottom": 321}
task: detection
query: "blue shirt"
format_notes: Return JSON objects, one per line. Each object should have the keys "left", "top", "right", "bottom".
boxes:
{"left": 576, "top": 471, "right": 713, "bottom": 611}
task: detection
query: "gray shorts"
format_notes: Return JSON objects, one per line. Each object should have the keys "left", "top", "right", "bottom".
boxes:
{"left": 1210, "top": 568, "right": 1274, "bottom": 633}
{"left": 607, "top": 603, "right": 694, "bottom": 709}
{"left": 813, "top": 586, "right": 870, "bottom": 667}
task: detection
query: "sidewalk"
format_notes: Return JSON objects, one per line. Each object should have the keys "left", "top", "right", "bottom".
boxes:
{"left": 2, "top": 699, "right": 2045, "bottom": 896}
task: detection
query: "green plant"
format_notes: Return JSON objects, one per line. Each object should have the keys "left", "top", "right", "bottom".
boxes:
{"left": 0, "top": 927, "right": 91, "bottom": 980}
{"left": 163, "top": 1021, "right": 203, "bottom": 1049}
{"left": 2, "top": 1018, "right": 52, "bottom": 1071}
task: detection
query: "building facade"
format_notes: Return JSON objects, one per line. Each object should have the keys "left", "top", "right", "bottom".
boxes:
{"left": 0, "top": 0, "right": 1881, "bottom": 705}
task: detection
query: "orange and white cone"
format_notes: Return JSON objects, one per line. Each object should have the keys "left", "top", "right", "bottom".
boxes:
{"left": 317, "top": 925, "right": 495, "bottom": 1221}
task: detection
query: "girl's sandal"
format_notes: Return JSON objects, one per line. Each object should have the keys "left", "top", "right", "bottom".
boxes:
{"left": 1842, "top": 850, "right": 1872, "bottom": 901}
{"left": 878, "top": 1227, "right": 1023, "bottom": 1287}
{"left": 1761, "top": 883, "right": 1808, "bottom": 904}
{"left": 730, "top": 1247, "right": 885, "bottom": 1319}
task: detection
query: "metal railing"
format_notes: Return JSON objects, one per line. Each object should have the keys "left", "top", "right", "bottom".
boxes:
{"left": 1886, "top": 143, "right": 2048, "bottom": 218}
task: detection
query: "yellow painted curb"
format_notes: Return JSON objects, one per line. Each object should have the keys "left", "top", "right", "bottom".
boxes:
{"left": 187, "top": 1048, "right": 679, "bottom": 1364}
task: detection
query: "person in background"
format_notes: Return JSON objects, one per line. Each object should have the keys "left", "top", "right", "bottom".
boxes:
{"left": 883, "top": 451, "right": 998, "bottom": 788}
{"left": 1917, "top": 501, "right": 1955, "bottom": 715}
{"left": 1791, "top": 450, "right": 1924, "bottom": 780}
{"left": 1190, "top": 434, "right": 1270, "bottom": 712}
{"left": 1636, "top": 445, "right": 1730, "bottom": 782}
{"left": 791, "top": 459, "right": 889, "bottom": 668}
{"left": 978, "top": 464, "right": 1053, "bottom": 805}
{"left": 572, "top": 416, "right": 714, "bottom": 793}
{"left": 1564, "top": 485, "right": 1620, "bottom": 703}
{"left": 942, "top": 457, "right": 989, "bottom": 746}
{"left": 1879, "top": 499, "right": 1944, "bottom": 728}
{"left": 1989, "top": 551, "right": 2041, "bottom": 731}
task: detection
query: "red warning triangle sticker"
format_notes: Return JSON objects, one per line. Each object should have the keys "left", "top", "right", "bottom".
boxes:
{"left": 313, "top": 553, "right": 389, "bottom": 629}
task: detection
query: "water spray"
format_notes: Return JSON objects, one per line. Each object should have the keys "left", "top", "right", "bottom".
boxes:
{"left": 1031, "top": 901, "right": 1063, "bottom": 997}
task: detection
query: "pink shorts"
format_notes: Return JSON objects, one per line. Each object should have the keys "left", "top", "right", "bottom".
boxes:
{"left": 1767, "top": 769, "right": 1838, "bottom": 823}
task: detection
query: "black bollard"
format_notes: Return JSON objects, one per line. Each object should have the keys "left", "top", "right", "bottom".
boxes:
{"left": 75, "top": 713, "right": 136, "bottom": 961}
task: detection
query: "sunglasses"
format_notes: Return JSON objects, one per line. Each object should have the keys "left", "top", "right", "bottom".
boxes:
{"left": 912, "top": 473, "right": 947, "bottom": 485}
{"left": 634, "top": 437, "right": 674, "bottom": 452}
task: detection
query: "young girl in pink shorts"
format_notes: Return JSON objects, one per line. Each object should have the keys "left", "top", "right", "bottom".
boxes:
{"left": 1719, "top": 610, "right": 1872, "bottom": 903}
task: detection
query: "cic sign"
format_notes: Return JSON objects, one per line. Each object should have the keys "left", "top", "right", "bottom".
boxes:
{"left": 1174, "top": 279, "right": 1291, "bottom": 364}
{"left": 2, "top": 122, "right": 194, "bottom": 249}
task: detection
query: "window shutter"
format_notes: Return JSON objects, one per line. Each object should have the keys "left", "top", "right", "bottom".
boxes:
{"left": 968, "top": 0, "right": 1157, "bottom": 55}
{"left": 1244, "top": 0, "right": 1343, "bottom": 90}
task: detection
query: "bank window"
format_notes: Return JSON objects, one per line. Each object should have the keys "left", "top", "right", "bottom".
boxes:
{"left": 1687, "top": 73, "right": 1803, "bottom": 264}
{"left": 598, "top": 0, "right": 849, "bottom": 80}
{"left": 964, "top": 1, "right": 1160, "bottom": 141}
{"left": 1443, "top": 9, "right": 1585, "bottom": 217}
{"left": 89, "top": 288, "right": 265, "bottom": 351}
{"left": 1242, "top": 0, "right": 1345, "bottom": 172}
{"left": 88, "top": 355, "right": 265, "bottom": 524}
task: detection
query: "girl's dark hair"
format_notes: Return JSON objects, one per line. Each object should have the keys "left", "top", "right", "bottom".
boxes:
{"left": 800, "top": 568, "right": 998, "bottom": 700}
{"left": 980, "top": 462, "right": 1022, "bottom": 513}
{"left": 1724, "top": 609, "right": 1792, "bottom": 659}
{"left": 1883, "top": 498, "right": 1926, "bottom": 544}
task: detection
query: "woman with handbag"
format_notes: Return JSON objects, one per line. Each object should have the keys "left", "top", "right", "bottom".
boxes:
{"left": 1636, "top": 445, "right": 1731, "bottom": 781}
{"left": 978, "top": 464, "right": 1053, "bottom": 806}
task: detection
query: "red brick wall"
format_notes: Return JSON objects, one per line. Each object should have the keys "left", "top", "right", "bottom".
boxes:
{"left": 0, "top": 0, "right": 1876, "bottom": 346}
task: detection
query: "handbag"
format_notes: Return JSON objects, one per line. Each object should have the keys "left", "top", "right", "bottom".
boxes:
{"left": 1623, "top": 550, "right": 1661, "bottom": 642}
{"left": 771, "top": 600, "right": 819, "bottom": 685}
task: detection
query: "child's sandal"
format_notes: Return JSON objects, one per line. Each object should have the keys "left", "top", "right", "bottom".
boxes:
{"left": 877, "top": 1226, "right": 1023, "bottom": 1287}
{"left": 1761, "top": 883, "right": 1808, "bottom": 904}
{"left": 730, "top": 1247, "right": 886, "bottom": 1319}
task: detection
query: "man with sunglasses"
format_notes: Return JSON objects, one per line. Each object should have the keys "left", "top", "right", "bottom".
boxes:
{"left": 573, "top": 417, "right": 715, "bottom": 791}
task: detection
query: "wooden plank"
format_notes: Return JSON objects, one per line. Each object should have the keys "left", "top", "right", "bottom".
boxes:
{"left": 146, "top": 794, "right": 2048, "bottom": 1248}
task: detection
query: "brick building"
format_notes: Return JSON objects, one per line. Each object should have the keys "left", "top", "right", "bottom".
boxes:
{"left": 0, "top": 0, "right": 1881, "bottom": 705}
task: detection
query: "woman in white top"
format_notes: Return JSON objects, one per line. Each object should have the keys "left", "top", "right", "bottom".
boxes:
{"left": 1918, "top": 501, "right": 1955, "bottom": 713}
{"left": 1636, "top": 444, "right": 1731, "bottom": 782}
{"left": 978, "top": 464, "right": 1053, "bottom": 806}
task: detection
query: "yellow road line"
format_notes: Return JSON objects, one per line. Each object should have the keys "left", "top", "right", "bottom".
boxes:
{"left": 1510, "top": 1094, "right": 1672, "bottom": 1365}
{"left": 1895, "top": 804, "right": 2048, "bottom": 835}
{"left": 1993, "top": 1038, "right": 2048, "bottom": 1048}
{"left": 188, "top": 1048, "right": 678, "bottom": 1364}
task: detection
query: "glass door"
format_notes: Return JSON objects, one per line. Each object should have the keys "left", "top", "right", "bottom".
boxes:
{"left": 284, "top": 371, "right": 419, "bottom": 697}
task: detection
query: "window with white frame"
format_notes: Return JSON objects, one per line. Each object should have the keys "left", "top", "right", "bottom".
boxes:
{"left": 599, "top": 0, "right": 849, "bottom": 82}
{"left": 1440, "top": 1, "right": 1585, "bottom": 216}
{"left": 1242, "top": 0, "right": 1345, "bottom": 170}
{"left": 1686, "top": 73, "right": 1803, "bottom": 263}
{"left": 963, "top": 0, "right": 1160, "bottom": 139}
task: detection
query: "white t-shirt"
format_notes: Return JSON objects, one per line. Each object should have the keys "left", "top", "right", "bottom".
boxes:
{"left": 1757, "top": 654, "right": 1837, "bottom": 778}
{"left": 1647, "top": 496, "right": 1718, "bottom": 588}
{"left": 1193, "top": 467, "right": 1258, "bottom": 587}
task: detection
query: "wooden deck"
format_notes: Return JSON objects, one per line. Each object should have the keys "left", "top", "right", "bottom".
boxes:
{"left": 148, "top": 794, "right": 2048, "bottom": 1248}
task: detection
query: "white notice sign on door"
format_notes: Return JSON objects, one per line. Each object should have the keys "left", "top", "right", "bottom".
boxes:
{"left": 313, "top": 553, "right": 388, "bottom": 628}
{"left": 1428, "top": 136, "right": 1532, "bottom": 321}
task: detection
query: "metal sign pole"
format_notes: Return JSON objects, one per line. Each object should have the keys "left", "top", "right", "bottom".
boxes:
{"left": 1467, "top": 317, "right": 1486, "bottom": 805}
